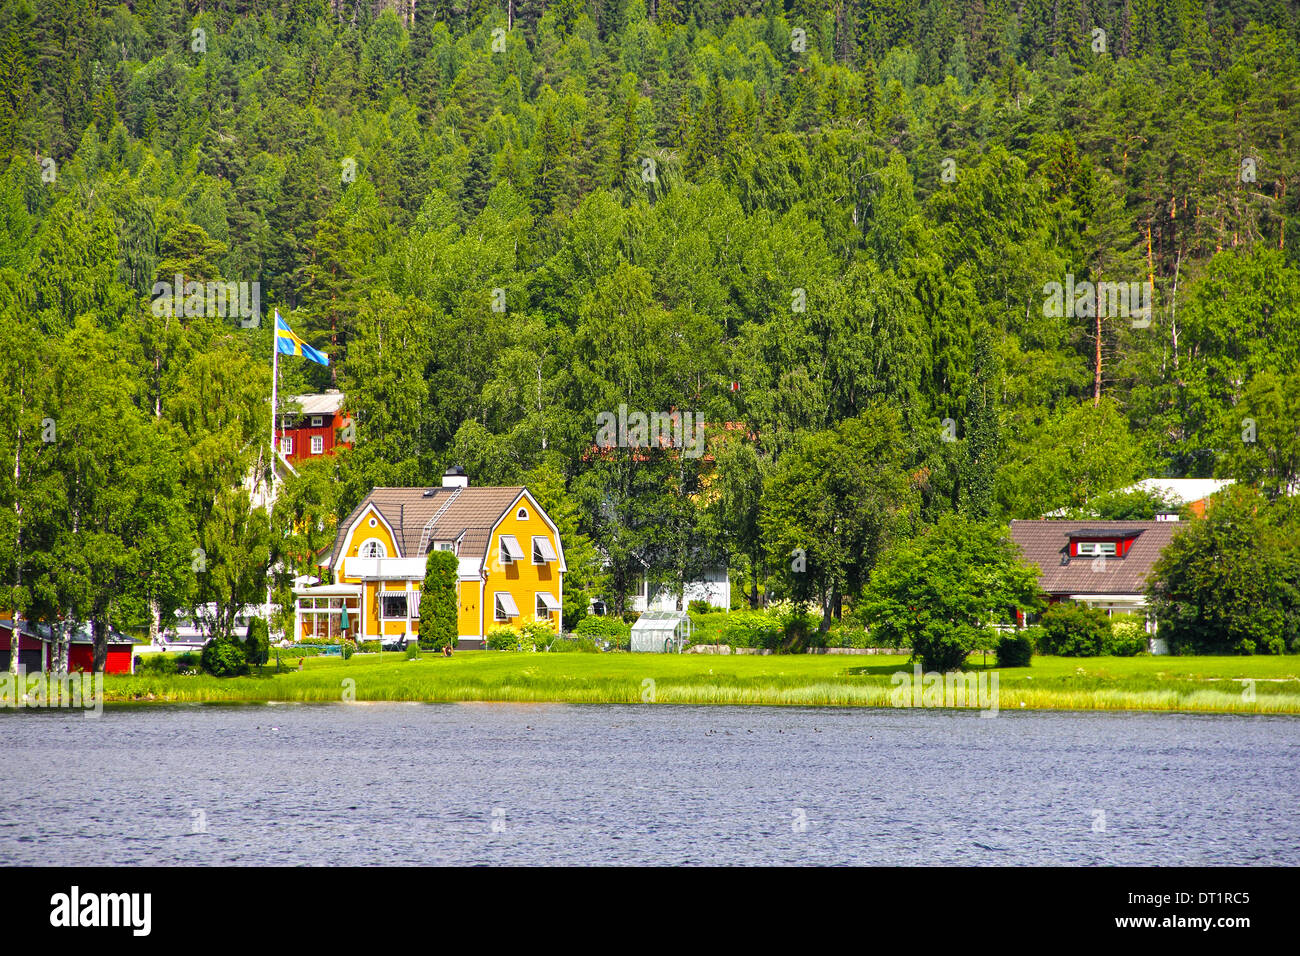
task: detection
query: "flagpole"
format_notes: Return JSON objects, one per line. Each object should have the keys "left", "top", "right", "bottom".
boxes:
{"left": 267, "top": 309, "right": 280, "bottom": 639}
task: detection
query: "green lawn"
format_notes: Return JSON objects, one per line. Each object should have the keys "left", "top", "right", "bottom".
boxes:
{"left": 99, "top": 650, "right": 1300, "bottom": 713}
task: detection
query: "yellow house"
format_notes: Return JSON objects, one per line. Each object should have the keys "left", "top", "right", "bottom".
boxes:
{"left": 293, "top": 468, "right": 566, "bottom": 648}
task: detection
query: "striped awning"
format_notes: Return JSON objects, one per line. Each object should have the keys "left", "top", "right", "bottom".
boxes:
{"left": 499, "top": 535, "right": 525, "bottom": 561}
{"left": 536, "top": 591, "right": 560, "bottom": 611}
{"left": 377, "top": 590, "right": 410, "bottom": 599}
{"left": 495, "top": 592, "right": 520, "bottom": 617}
{"left": 533, "top": 537, "right": 558, "bottom": 562}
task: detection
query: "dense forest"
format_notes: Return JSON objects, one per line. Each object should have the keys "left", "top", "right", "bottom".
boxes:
{"left": 1, "top": 0, "right": 1298, "bottom": 651}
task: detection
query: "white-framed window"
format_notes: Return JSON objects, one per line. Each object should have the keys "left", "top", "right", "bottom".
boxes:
{"left": 535, "top": 592, "right": 559, "bottom": 619}
{"left": 310, "top": 415, "right": 324, "bottom": 427}
{"left": 499, "top": 535, "right": 525, "bottom": 565}
{"left": 358, "top": 538, "right": 387, "bottom": 559}
{"left": 1076, "top": 541, "right": 1117, "bottom": 557}
{"left": 380, "top": 593, "right": 408, "bottom": 619}
{"left": 280, "top": 436, "right": 293, "bottom": 455}
{"left": 494, "top": 592, "right": 519, "bottom": 621}
{"left": 311, "top": 435, "right": 324, "bottom": 454}
{"left": 532, "top": 535, "right": 558, "bottom": 564}
{"left": 517, "top": 507, "right": 529, "bottom": 520}
{"left": 435, "top": 542, "right": 456, "bottom": 554}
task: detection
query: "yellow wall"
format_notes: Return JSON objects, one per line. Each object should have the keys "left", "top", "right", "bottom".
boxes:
{"left": 482, "top": 499, "right": 562, "bottom": 635}
{"left": 457, "top": 581, "right": 480, "bottom": 639}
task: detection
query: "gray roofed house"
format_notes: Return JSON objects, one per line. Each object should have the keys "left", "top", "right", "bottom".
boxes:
{"left": 1009, "top": 520, "right": 1181, "bottom": 642}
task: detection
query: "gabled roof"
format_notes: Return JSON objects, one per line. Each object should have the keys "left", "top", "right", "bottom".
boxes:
{"left": 1009, "top": 520, "right": 1179, "bottom": 597}
{"left": 331, "top": 486, "right": 528, "bottom": 567}
{"left": 284, "top": 392, "right": 346, "bottom": 417}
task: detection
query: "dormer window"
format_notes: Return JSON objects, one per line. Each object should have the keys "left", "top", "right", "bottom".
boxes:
{"left": 1067, "top": 528, "right": 1141, "bottom": 559}
{"left": 358, "top": 539, "right": 386, "bottom": 559}
{"left": 1076, "top": 541, "right": 1117, "bottom": 557}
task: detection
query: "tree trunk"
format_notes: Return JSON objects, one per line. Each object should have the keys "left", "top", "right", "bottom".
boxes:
{"left": 1093, "top": 284, "right": 1103, "bottom": 405}
{"left": 92, "top": 614, "right": 108, "bottom": 674}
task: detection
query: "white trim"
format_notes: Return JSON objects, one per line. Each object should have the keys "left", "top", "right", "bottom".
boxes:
{"left": 310, "top": 435, "right": 324, "bottom": 455}
{"left": 335, "top": 504, "right": 401, "bottom": 576}
{"left": 484, "top": 489, "right": 568, "bottom": 574}
{"left": 357, "top": 538, "right": 387, "bottom": 559}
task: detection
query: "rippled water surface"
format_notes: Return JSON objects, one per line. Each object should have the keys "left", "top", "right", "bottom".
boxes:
{"left": 2, "top": 703, "right": 1297, "bottom": 865}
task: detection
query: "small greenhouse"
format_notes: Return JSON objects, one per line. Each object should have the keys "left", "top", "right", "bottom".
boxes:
{"left": 629, "top": 610, "right": 692, "bottom": 653}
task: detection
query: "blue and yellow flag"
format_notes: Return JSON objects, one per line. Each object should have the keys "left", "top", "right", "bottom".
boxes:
{"left": 275, "top": 311, "right": 329, "bottom": 366}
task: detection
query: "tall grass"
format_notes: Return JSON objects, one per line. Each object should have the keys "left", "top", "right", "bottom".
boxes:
{"left": 95, "top": 651, "right": 1300, "bottom": 713}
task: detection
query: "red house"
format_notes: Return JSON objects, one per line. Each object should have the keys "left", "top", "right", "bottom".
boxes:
{"left": 277, "top": 391, "right": 353, "bottom": 467}
{"left": 0, "top": 620, "right": 136, "bottom": 674}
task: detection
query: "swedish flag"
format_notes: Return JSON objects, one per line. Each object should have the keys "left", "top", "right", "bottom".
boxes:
{"left": 275, "top": 311, "right": 329, "bottom": 366}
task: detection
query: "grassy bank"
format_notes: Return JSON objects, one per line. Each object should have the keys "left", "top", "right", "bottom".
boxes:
{"left": 94, "top": 651, "right": 1300, "bottom": 714}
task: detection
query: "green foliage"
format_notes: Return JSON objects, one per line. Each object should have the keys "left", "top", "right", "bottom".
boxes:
{"left": 1038, "top": 603, "right": 1114, "bottom": 657}
{"left": 244, "top": 617, "right": 270, "bottom": 668}
{"left": 200, "top": 635, "right": 250, "bottom": 677}
{"left": 573, "top": 615, "right": 631, "bottom": 650}
{"left": 418, "top": 549, "right": 459, "bottom": 650}
{"left": 0, "top": 4, "right": 1297, "bottom": 669}
{"left": 862, "top": 515, "right": 1045, "bottom": 672}
{"left": 996, "top": 632, "right": 1035, "bottom": 668}
{"left": 404, "top": 642, "right": 421, "bottom": 660}
{"left": 484, "top": 621, "right": 555, "bottom": 651}
{"left": 341, "top": 640, "right": 356, "bottom": 660}
{"left": 1149, "top": 486, "right": 1300, "bottom": 655}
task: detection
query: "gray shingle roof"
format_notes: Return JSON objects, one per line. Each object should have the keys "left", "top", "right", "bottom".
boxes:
{"left": 1009, "top": 520, "right": 1180, "bottom": 596}
{"left": 330, "top": 486, "right": 526, "bottom": 567}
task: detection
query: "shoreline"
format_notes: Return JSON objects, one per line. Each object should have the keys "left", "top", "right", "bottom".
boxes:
{"left": 33, "top": 650, "right": 1299, "bottom": 715}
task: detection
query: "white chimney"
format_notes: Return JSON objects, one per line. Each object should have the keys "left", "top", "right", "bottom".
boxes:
{"left": 442, "top": 466, "right": 469, "bottom": 488}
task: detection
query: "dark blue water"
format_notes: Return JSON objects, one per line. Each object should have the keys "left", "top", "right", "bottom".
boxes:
{"left": 2, "top": 703, "right": 1296, "bottom": 865}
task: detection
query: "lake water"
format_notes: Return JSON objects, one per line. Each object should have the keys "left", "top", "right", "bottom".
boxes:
{"left": 2, "top": 704, "right": 1297, "bottom": 866}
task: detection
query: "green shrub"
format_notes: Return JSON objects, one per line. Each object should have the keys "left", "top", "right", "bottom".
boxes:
{"left": 201, "top": 635, "right": 250, "bottom": 677}
{"left": 719, "top": 609, "right": 782, "bottom": 649}
{"left": 687, "top": 599, "right": 716, "bottom": 614}
{"left": 341, "top": 639, "right": 356, "bottom": 660}
{"left": 357, "top": 640, "right": 381, "bottom": 653}
{"left": 1039, "top": 602, "right": 1114, "bottom": 656}
{"left": 244, "top": 617, "right": 270, "bottom": 668}
{"left": 911, "top": 623, "right": 993, "bottom": 672}
{"left": 419, "top": 549, "right": 459, "bottom": 650}
{"left": 1107, "top": 616, "right": 1148, "bottom": 656}
{"left": 996, "top": 631, "right": 1034, "bottom": 667}
{"left": 405, "top": 642, "right": 422, "bottom": 660}
{"left": 574, "top": 615, "right": 630, "bottom": 649}
{"left": 137, "top": 654, "right": 178, "bottom": 676}
{"left": 1021, "top": 625, "right": 1047, "bottom": 654}
{"left": 486, "top": 624, "right": 526, "bottom": 651}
